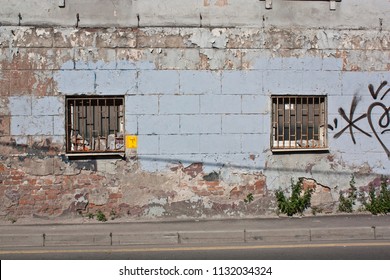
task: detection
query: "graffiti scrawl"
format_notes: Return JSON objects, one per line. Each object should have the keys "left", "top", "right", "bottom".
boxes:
{"left": 330, "top": 81, "right": 390, "bottom": 158}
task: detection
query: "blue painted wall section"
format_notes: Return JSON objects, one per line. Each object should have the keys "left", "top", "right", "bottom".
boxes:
{"left": 1, "top": 24, "right": 389, "bottom": 219}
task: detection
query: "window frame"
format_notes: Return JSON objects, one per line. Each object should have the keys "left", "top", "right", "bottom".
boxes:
{"left": 65, "top": 95, "right": 125, "bottom": 156}
{"left": 270, "top": 95, "right": 329, "bottom": 152}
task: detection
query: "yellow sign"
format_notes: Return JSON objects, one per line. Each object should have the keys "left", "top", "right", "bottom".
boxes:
{"left": 126, "top": 135, "right": 137, "bottom": 149}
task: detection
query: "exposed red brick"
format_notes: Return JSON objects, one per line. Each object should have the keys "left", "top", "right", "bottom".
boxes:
{"left": 32, "top": 195, "right": 46, "bottom": 201}
{"left": 109, "top": 193, "right": 123, "bottom": 199}
{"left": 209, "top": 188, "right": 224, "bottom": 195}
{"left": 182, "top": 162, "right": 203, "bottom": 178}
{"left": 229, "top": 187, "right": 242, "bottom": 199}
{"left": 254, "top": 180, "right": 265, "bottom": 194}
{"left": 45, "top": 189, "right": 60, "bottom": 196}
{"left": 43, "top": 178, "right": 53, "bottom": 185}
{"left": 19, "top": 199, "right": 35, "bottom": 205}
{"left": 205, "top": 181, "right": 219, "bottom": 187}
{"left": 88, "top": 174, "right": 105, "bottom": 181}
{"left": 0, "top": 71, "right": 10, "bottom": 96}
{"left": 302, "top": 179, "right": 317, "bottom": 191}
{"left": 27, "top": 178, "right": 37, "bottom": 186}
{"left": 10, "top": 70, "right": 52, "bottom": 96}
{"left": 11, "top": 175, "right": 23, "bottom": 181}
{"left": 77, "top": 179, "right": 91, "bottom": 185}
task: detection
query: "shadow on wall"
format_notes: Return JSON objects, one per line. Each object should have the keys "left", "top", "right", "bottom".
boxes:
{"left": 133, "top": 154, "right": 376, "bottom": 176}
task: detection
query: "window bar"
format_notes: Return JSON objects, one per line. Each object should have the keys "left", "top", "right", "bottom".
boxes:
{"left": 302, "top": 97, "right": 306, "bottom": 148}
{"left": 306, "top": 96, "right": 309, "bottom": 148}
{"left": 73, "top": 101, "right": 77, "bottom": 151}
{"left": 92, "top": 99, "right": 96, "bottom": 151}
{"left": 308, "top": 97, "right": 311, "bottom": 146}
{"left": 323, "top": 97, "right": 327, "bottom": 147}
{"left": 312, "top": 96, "right": 315, "bottom": 146}
{"left": 275, "top": 97, "right": 278, "bottom": 149}
{"left": 275, "top": 98, "right": 278, "bottom": 148}
{"left": 282, "top": 97, "right": 285, "bottom": 148}
{"left": 272, "top": 99, "right": 275, "bottom": 149}
{"left": 76, "top": 99, "right": 80, "bottom": 151}
{"left": 288, "top": 96, "right": 291, "bottom": 148}
{"left": 316, "top": 97, "right": 318, "bottom": 142}
{"left": 325, "top": 97, "right": 328, "bottom": 147}
{"left": 67, "top": 101, "right": 70, "bottom": 152}
{"left": 278, "top": 98, "right": 284, "bottom": 148}
{"left": 294, "top": 97, "right": 297, "bottom": 148}
{"left": 89, "top": 99, "right": 93, "bottom": 152}
{"left": 105, "top": 98, "right": 108, "bottom": 151}
{"left": 84, "top": 99, "right": 87, "bottom": 151}
{"left": 98, "top": 101, "right": 102, "bottom": 151}
{"left": 100, "top": 99, "right": 104, "bottom": 151}
{"left": 313, "top": 97, "right": 317, "bottom": 143}
{"left": 76, "top": 101, "right": 80, "bottom": 150}
{"left": 301, "top": 97, "right": 305, "bottom": 148}
{"left": 78, "top": 99, "right": 82, "bottom": 151}
{"left": 70, "top": 101, "right": 73, "bottom": 152}
{"left": 112, "top": 100, "right": 116, "bottom": 148}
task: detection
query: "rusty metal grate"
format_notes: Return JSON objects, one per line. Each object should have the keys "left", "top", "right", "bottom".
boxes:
{"left": 66, "top": 96, "right": 125, "bottom": 153}
{"left": 271, "top": 95, "right": 328, "bottom": 150}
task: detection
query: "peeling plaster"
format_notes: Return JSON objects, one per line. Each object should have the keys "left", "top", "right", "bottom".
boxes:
{"left": 1, "top": 25, "right": 389, "bottom": 220}
{"left": 189, "top": 29, "right": 228, "bottom": 49}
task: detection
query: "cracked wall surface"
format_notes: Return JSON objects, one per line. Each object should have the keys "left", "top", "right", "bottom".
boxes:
{"left": 0, "top": 1, "right": 389, "bottom": 220}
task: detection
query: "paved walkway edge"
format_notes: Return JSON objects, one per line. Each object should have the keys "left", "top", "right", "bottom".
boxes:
{"left": 1, "top": 226, "right": 390, "bottom": 248}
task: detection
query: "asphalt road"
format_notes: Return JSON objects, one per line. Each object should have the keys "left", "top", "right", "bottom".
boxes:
{"left": 2, "top": 241, "right": 390, "bottom": 260}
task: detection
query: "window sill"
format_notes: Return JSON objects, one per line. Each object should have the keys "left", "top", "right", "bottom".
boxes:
{"left": 271, "top": 148, "right": 329, "bottom": 153}
{"left": 64, "top": 152, "right": 125, "bottom": 158}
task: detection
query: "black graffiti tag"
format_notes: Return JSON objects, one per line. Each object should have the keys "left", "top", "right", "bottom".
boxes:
{"left": 333, "top": 95, "right": 371, "bottom": 144}
{"left": 367, "top": 102, "right": 390, "bottom": 158}
{"left": 333, "top": 81, "right": 390, "bottom": 158}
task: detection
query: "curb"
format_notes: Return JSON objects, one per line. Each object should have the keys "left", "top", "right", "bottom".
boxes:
{"left": 1, "top": 226, "right": 390, "bottom": 248}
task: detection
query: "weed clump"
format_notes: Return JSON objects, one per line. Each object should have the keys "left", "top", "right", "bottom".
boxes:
{"left": 338, "top": 175, "right": 357, "bottom": 213}
{"left": 362, "top": 176, "right": 390, "bottom": 215}
{"left": 275, "top": 178, "right": 313, "bottom": 217}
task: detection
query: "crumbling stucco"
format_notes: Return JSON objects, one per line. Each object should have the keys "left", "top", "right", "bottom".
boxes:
{"left": 0, "top": 4, "right": 389, "bottom": 221}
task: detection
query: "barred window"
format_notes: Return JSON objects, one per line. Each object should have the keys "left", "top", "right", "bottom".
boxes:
{"left": 65, "top": 96, "right": 125, "bottom": 154}
{"left": 271, "top": 96, "right": 328, "bottom": 151}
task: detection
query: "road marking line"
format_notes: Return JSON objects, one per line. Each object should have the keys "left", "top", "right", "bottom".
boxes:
{"left": 1, "top": 242, "right": 390, "bottom": 255}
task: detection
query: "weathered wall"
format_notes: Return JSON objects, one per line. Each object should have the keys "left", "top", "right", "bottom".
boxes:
{"left": 0, "top": 0, "right": 388, "bottom": 30}
{"left": 0, "top": 0, "right": 389, "bottom": 221}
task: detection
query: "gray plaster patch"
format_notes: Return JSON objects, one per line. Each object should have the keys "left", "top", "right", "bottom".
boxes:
{"left": 145, "top": 206, "right": 166, "bottom": 217}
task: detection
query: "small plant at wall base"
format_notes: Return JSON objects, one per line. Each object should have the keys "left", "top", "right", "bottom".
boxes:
{"left": 338, "top": 175, "right": 357, "bottom": 213}
{"left": 311, "top": 206, "right": 323, "bottom": 216}
{"left": 110, "top": 209, "right": 118, "bottom": 220}
{"left": 244, "top": 193, "right": 254, "bottom": 203}
{"left": 96, "top": 210, "right": 107, "bottom": 222}
{"left": 362, "top": 176, "right": 390, "bottom": 215}
{"left": 275, "top": 178, "right": 313, "bottom": 217}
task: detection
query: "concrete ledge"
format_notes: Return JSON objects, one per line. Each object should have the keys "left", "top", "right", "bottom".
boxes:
{"left": 375, "top": 227, "right": 390, "bottom": 240}
{"left": 112, "top": 232, "right": 178, "bottom": 245}
{"left": 1, "top": 226, "right": 387, "bottom": 248}
{"left": 311, "top": 227, "right": 375, "bottom": 241}
{"left": 44, "top": 234, "right": 111, "bottom": 247}
{"left": 178, "top": 231, "right": 243, "bottom": 244}
{"left": 246, "top": 229, "right": 310, "bottom": 243}
{"left": 0, "top": 234, "right": 43, "bottom": 247}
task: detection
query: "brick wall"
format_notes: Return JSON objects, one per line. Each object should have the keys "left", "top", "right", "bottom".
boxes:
{"left": 0, "top": 25, "right": 389, "bottom": 220}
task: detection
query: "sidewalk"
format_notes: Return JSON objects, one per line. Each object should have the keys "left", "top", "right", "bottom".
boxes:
{"left": 1, "top": 215, "right": 390, "bottom": 248}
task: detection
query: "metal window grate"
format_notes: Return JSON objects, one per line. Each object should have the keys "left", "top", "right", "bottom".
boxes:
{"left": 271, "top": 95, "right": 328, "bottom": 150}
{"left": 66, "top": 96, "right": 125, "bottom": 153}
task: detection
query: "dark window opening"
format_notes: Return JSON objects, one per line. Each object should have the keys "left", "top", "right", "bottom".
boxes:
{"left": 66, "top": 96, "right": 125, "bottom": 154}
{"left": 271, "top": 95, "right": 328, "bottom": 150}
